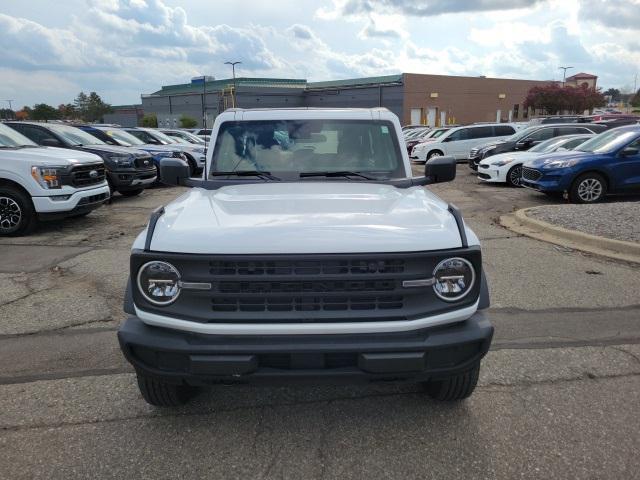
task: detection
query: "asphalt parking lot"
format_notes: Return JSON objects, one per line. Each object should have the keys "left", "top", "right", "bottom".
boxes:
{"left": 1, "top": 167, "right": 639, "bottom": 479}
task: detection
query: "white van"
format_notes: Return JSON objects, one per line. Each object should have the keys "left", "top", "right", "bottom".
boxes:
{"left": 411, "top": 124, "right": 517, "bottom": 162}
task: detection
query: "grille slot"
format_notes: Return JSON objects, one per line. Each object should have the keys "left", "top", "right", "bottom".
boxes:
{"left": 70, "top": 163, "right": 105, "bottom": 187}
{"left": 212, "top": 295, "right": 404, "bottom": 313}
{"left": 134, "top": 155, "right": 154, "bottom": 168}
{"left": 209, "top": 259, "right": 404, "bottom": 276}
{"left": 522, "top": 167, "right": 542, "bottom": 181}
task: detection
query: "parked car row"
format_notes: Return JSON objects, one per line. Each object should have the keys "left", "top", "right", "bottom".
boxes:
{"left": 0, "top": 121, "right": 203, "bottom": 236}
{"left": 473, "top": 125, "right": 640, "bottom": 204}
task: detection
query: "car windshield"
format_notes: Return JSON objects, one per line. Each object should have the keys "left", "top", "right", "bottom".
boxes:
{"left": 430, "top": 128, "right": 448, "bottom": 138}
{"left": 104, "top": 129, "right": 145, "bottom": 146}
{"left": 529, "top": 136, "right": 573, "bottom": 153}
{"left": 149, "top": 130, "right": 178, "bottom": 144}
{"left": 0, "top": 124, "right": 38, "bottom": 147}
{"left": 51, "top": 124, "right": 106, "bottom": 146}
{"left": 575, "top": 129, "right": 640, "bottom": 153}
{"left": 507, "top": 126, "right": 541, "bottom": 142}
{"left": 166, "top": 130, "right": 204, "bottom": 144}
{"left": 210, "top": 120, "right": 403, "bottom": 179}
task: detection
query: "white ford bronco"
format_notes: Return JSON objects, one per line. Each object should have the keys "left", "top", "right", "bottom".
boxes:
{"left": 118, "top": 108, "right": 492, "bottom": 406}
{"left": 0, "top": 123, "right": 110, "bottom": 236}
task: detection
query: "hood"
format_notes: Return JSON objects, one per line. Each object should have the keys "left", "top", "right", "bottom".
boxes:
{"left": 146, "top": 182, "right": 466, "bottom": 254}
{"left": 2, "top": 146, "right": 102, "bottom": 165}
{"left": 78, "top": 144, "right": 150, "bottom": 157}
{"left": 524, "top": 150, "right": 593, "bottom": 168}
{"left": 480, "top": 150, "right": 535, "bottom": 165}
{"left": 479, "top": 139, "right": 509, "bottom": 150}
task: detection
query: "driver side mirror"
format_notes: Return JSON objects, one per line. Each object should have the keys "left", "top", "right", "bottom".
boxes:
{"left": 515, "top": 139, "right": 531, "bottom": 149}
{"left": 160, "top": 158, "right": 190, "bottom": 186}
{"left": 425, "top": 155, "right": 456, "bottom": 184}
{"left": 41, "top": 138, "right": 62, "bottom": 147}
{"left": 620, "top": 147, "right": 639, "bottom": 157}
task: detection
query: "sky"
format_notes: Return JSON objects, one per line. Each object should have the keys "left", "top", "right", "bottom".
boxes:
{"left": 1, "top": 0, "right": 639, "bottom": 108}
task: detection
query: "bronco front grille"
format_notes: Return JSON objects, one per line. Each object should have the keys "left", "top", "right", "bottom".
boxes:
{"left": 522, "top": 167, "right": 542, "bottom": 181}
{"left": 131, "top": 250, "right": 483, "bottom": 324}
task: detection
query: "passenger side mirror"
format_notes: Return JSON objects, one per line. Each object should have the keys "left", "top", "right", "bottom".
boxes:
{"left": 620, "top": 147, "right": 639, "bottom": 157}
{"left": 160, "top": 158, "right": 190, "bottom": 186}
{"left": 41, "top": 138, "right": 62, "bottom": 147}
{"left": 425, "top": 155, "right": 456, "bottom": 184}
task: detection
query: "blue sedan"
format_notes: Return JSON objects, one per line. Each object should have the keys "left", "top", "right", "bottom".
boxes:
{"left": 521, "top": 126, "right": 640, "bottom": 203}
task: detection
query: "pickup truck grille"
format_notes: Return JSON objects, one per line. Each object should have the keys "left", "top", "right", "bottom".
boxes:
{"left": 522, "top": 167, "right": 542, "bottom": 181}
{"left": 70, "top": 163, "right": 106, "bottom": 187}
{"left": 131, "top": 250, "right": 482, "bottom": 324}
{"left": 134, "top": 155, "right": 154, "bottom": 169}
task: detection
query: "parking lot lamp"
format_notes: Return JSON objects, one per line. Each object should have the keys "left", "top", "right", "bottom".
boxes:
{"left": 224, "top": 61, "right": 241, "bottom": 107}
{"left": 559, "top": 66, "right": 573, "bottom": 87}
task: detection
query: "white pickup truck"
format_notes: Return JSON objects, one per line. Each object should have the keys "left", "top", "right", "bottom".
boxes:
{"left": 0, "top": 123, "right": 110, "bottom": 235}
{"left": 117, "top": 108, "right": 492, "bottom": 406}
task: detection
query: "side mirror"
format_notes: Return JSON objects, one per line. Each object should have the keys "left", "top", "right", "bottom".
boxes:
{"left": 160, "top": 158, "right": 190, "bottom": 186}
{"left": 425, "top": 155, "right": 456, "bottom": 184}
{"left": 620, "top": 147, "right": 639, "bottom": 157}
{"left": 41, "top": 138, "right": 61, "bottom": 147}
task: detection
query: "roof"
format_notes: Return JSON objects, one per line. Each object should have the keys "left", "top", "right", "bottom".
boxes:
{"left": 148, "top": 77, "right": 307, "bottom": 96}
{"left": 306, "top": 74, "right": 403, "bottom": 89}
{"left": 566, "top": 72, "right": 598, "bottom": 80}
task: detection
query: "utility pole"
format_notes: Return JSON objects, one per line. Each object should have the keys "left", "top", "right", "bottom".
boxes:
{"left": 558, "top": 66, "right": 573, "bottom": 87}
{"left": 224, "top": 61, "right": 241, "bottom": 108}
{"left": 202, "top": 77, "right": 207, "bottom": 130}
{"left": 5, "top": 100, "right": 14, "bottom": 119}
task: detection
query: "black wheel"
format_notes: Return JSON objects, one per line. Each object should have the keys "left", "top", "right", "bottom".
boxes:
{"left": 136, "top": 372, "right": 197, "bottom": 407}
{"left": 427, "top": 150, "right": 443, "bottom": 160}
{"left": 506, "top": 164, "right": 523, "bottom": 187}
{"left": 569, "top": 173, "right": 607, "bottom": 203}
{"left": 118, "top": 189, "right": 144, "bottom": 197}
{"left": 0, "top": 185, "right": 37, "bottom": 236}
{"left": 424, "top": 363, "right": 480, "bottom": 401}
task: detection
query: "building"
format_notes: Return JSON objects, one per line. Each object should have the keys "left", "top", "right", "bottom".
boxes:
{"left": 564, "top": 72, "right": 598, "bottom": 89}
{"left": 105, "top": 72, "right": 597, "bottom": 128}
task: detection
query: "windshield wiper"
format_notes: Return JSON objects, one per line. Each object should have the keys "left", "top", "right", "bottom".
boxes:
{"left": 210, "top": 170, "right": 280, "bottom": 181}
{"left": 299, "top": 171, "right": 381, "bottom": 181}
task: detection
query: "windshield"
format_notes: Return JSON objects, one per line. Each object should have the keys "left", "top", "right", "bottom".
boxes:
{"left": 50, "top": 124, "right": 106, "bottom": 146}
{"left": 165, "top": 130, "right": 205, "bottom": 144}
{"left": 210, "top": 120, "right": 403, "bottom": 179}
{"left": 103, "top": 129, "right": 145, "bottom": 146}
{"left": 529, "top": 136, "right": 572, "bottom": 153}
{"left": 506, "top": 126, "right": 541, "bottom": 143}
{"left": 430, "top": 128, "right": 448, "bottom": 138}
{"left": 0, "top": 124, "right": 38, "bottom": 147}
{"left": 575, "top": 129, "right": 640, "bottom": 153}
{"left": 149, "top": 130, "right": 178, "bottom": 144}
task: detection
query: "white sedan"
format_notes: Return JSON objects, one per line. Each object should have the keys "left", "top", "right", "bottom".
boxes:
{"left": 477, "top": 134, "right": 592, "bottom": 187}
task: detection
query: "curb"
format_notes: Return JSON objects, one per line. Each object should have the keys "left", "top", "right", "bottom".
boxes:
{"left": 500, "top": 207, "right": 640, "bottom": 265}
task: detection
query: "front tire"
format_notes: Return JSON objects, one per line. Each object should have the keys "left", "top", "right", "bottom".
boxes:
{"left": 424, "top": 363, "right": 480, "bottom": 401}
{"left": 136, "top": 372, "right": 197, "bottom": 407}
{"left": 569, "top": 173, "right": 607, "bottom": 203}
{"left": 506, "top": 164, "right": 523, "bottom": 187}
{"left": 427, "top": 150, "right": 443, "bottom": 160}
{"left": 0, "top": 186, "right": 37, "bottom": 236}
{"left": 118, "top": 188, "right": 143, "bottom": 197}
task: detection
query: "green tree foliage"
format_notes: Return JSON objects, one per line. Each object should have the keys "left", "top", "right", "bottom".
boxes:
{"left": 30, "top": 103, "right": 61, "bottom": 121}
{"left": 524, "top": 84, "right": 606, "bottom": 115}
{"left": 73, "top": 91, "right": 113, "bottom": 122}
{"left": 631, "top": 89, "right": 640, "bottom": 108}
{"left": 179, "top": 115, "right": 198, "bottom": 128}
{"left": 142, "top": 114, "right": 158, "bottom": 128}
{"left": 0, "top": 108, "right": 15, "bottom": 120}
{"left": 58, "top": 103, "right": 77, "bottom": 120}
{"left": 604, "top": 88, "right": 620, "bottom": 102}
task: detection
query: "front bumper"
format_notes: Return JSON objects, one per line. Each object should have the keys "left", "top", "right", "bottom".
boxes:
{"left": 107, "top": 168, "right": 157, "bottom": 190}
{"left": 477, "top": 165, "right": 505, "bottom": 183}
{"left": 32, "top": 184, "right": 110, "bottom": 216}
{"left": 118, "top": 312, "right": 493, "bottom": 386}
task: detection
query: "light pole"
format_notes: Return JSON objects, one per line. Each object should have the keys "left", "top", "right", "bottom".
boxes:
{"left": 559, "top": 66, "right": 573, "bottom": 87}
{"left": 224, "top": 61, "right": 241, "bottom": 108}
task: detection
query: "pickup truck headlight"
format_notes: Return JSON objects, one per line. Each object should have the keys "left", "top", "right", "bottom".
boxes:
{"left": 433, "top": 258, "right": 475, "bottom": 302}
{"left": 137, "top": 261, "right": 181, "bottom": 305}
{"left": 31, "top": 166, "right": 65, "bottom": 189}
{"left": 108, "top": 154, "right": 134, "bottom": 167}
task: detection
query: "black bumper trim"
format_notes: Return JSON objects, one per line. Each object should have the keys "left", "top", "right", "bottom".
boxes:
{"left": 117, "top": 312, "right": 493, "bottom": 385}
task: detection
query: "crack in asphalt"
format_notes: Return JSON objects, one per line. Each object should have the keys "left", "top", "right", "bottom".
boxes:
{"left": 1, "top": 371, "right": 638, "bottom": 434}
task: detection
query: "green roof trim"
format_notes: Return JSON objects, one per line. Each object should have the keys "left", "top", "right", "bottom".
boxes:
{"left": 307, "top": 74, "right": 403, "bottom": 89}
{"left": 151, "top": 77, "right": 307, "bottom": 96}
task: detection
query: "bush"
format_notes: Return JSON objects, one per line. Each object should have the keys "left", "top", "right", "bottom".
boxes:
{"left": 142, "top": 114, "right": 158, "bottom": 128}
{"left": 179, "top": 115, "right": 197, "bottom": 128}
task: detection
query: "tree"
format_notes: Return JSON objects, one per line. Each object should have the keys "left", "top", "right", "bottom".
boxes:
{"left": 604, "top": 88, "right": 620, "bottom": 102}
{"left": 73, "top": 91, "right": 112, "bottom": 122}
{"left": 142, "top": 114, "right": 158, "bottom": 128}
{"left": 524, "top": 83, "right": 606, "bottom": 115}
{"left": 0, "top": 108, "right": 14, "bottom": 120}
{"left": 15, "top": 110, "right": 29, "bottom": 120}
{"left": 631, "top": 89, "right": 640, "bottom": 108}
{"left": 179, "top": 115, "right": 197, "bottom": 128}
{"left": 58, "top": 103, "right": 77, "bottom": 120}
{"left": 30, "top": 103, "right": 61, "bottom": 121}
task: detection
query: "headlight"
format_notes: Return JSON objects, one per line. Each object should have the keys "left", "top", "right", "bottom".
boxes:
{"left": 108, "top": 154, "right": 134, "bottom": 167}
{"left": 193, "top": 147, "right": 205, "bottom": 154}
{"left": 137, "top": 261, "right": 181, "bottom": 305}
{"left": 433, "top": 258, "right": 475, "bottom": 302}
{"left": 31, "top": 166, "right": 66, "bottom": 189}
{"left": 493, "top": 158, "right": 514, "bottom": 167}
{"left": 543, "top": 159, "right": 579, "bottom": 168}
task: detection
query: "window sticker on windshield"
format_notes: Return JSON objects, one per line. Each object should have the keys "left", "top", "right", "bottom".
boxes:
{"left": 381, "top": 126, "right": 389, "bottom": 134}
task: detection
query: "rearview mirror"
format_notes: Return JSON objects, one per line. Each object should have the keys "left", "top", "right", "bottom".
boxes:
{"left": 425, "top": 155, "right": 456, "bottom": 184}
{"left": 160, "top": 158, "right": 190, "bottom": 186}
